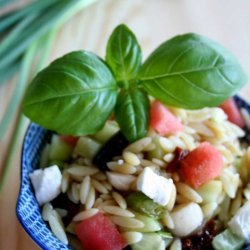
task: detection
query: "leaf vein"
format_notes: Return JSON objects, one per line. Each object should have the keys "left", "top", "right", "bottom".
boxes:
{"left": 140, "top": 64, "right": 234, "bottom": 81}
{"left": 216, "top": 68, "right": 235, "bottom": 87}
{"left": 179, "top": 74, "right": 224, "bottom": 96}
{"left": 167, "top": 45, "right": 195, "bottom": 73}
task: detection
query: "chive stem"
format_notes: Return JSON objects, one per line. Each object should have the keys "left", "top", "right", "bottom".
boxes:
{"left": 0, "top": 41, "right": 38, "bottom": 139}
{"left": 0, "top": 0, "right": 99, "bottom": 191}
{"left": 0, "top": 0, "right": 57, "bottom": 33}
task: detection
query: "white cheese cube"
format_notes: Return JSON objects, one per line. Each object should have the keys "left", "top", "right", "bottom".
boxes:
{"left": 171, "top": 202, "right": 203, "bottom": 237}
{"left": 136, "top": 167, "right": 173, "bottom": 206}
{"left": 228, "top": 201, "right": 250, "bottom": 242}
{"left": 30, "top": 165, "right": 62, "bottom": 205}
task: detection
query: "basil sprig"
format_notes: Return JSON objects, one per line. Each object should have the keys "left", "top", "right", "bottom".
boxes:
{"left": 23, "top": 24, "right": 247, "bottom": 142}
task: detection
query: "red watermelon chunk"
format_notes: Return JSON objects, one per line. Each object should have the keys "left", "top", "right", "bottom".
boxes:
{"left": 181, "top": 142, "right": 222, "bottom": 189}
{"left": 75, "top": 212, "right": 126, "bottom": 250}
{"left": 150, "top": 100, "right": 183, "bottom": 136}
{"left": 220, "top": 98, "right": 245, "bottom": 128}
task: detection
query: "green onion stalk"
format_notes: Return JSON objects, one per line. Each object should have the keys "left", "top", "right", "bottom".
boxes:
{"left": 0, "top": 0, "right": 98, "bottom": 192}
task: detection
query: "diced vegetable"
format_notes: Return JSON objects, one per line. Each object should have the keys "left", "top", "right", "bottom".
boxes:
{"left": 47, "top": 159, "right": 65, "bottom": 169}
{"left": 60, "top": 135, "right": 79, "bottom": 146}
{"left": 181, "top": 142, "right": 223, "bottom": 188}
{"left": 170, "top": 203, "right": 203, "bottom": 237}
{"left": 181, "top": 219, "right": 218, "bottom": 249}
{"left": 197, "top": 180, "right": 222, "bottom": 204}
{"left": 137, "top": 167, "right": 173, "bottom": 206}
{"left": 157, "top": 231, "right": 173, "bottom": 239}
{"left": 220, "top": 98, "right": 245, "bottom": 128}
{"left": 150, "top": 100, "right": 183, "bottom": 136}
{"left": 166, "top": 148, "right": 189, "bottom": 173}
{"left": 93, "top": 131, "right": 129, "bottom": 171}
{"left": 131, "top": 233, "right": 166, "bottom": 250}
{"left": 49, "top": 134, "right": 73, "bottom": 161}
{"left": 228, "top": 201, "right": 250, "bottom": 242}
{"left": 130, "top": 212, "right": 162, "bottom": 233}
{"left": 212, "top": 229, "right": 244, "bottom": 250}
{"left": 92, "top": 121, "right": 119, "bottom": 143}
{"left": 127, "top": 192, "right": 165, "bottom": 219}
{"left": 29, "top": 165, "right": 62, "bottom": 205}
{"left": 74, "top": 136, "right": 101, "bottom": 160}
{"left": 75, "top": 212, "right": 125, "bottom": 250}
{"left": 147, "top": 136, "right": 164, "bottom": 160}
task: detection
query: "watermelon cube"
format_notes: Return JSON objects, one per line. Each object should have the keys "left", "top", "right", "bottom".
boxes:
{"left": 181, "top": 142, "right": 223, "bottom": 188}
{"left": 150, "top": 101, "right": 183, "bottom": 136}
{"left": 75, "top": 212, "right": 125, "bottom": 250}
{"left": 220, "top": 98, "right": 245, "bottom": 128}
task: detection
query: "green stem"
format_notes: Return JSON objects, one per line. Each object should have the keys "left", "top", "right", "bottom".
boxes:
{"left": 0, "top": 0, "right": 98, "bottom": 138}
{"left": 0, "top": 60, "right": 21, "bottom": 86}
{"left": 0, "top": 13, "right": 39, "bottom": 53}
{"left": 0, "top": 24, "right": 59, "bottom": 191}
{"left": 0, "top": 41, "right": 38, "bottom": 139}
{"left": 36, "top": 28, "right": 58, "bottom": 72}
{"left": 0, "top": 0, "right": 97, "bottom": 69}
{"left": 0, "top": 0, "right": 99, "bottom": 191}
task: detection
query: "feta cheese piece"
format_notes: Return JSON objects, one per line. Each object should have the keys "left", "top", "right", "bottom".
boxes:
{"left": 171, "top": 202, "right": 203, "bottom": 237}
{"left": 30, "top": 165, "right": 62, "bottom": 205}
{"left": 136, "top": 167, "right": 173, "bottom": 206}
{"left": 228, "top": 201, "right": 250, "bottom": 242}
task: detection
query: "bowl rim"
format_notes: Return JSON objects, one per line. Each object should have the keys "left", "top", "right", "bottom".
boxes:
{"left": 15, "top": 123, "right": 49, "bottom": 249}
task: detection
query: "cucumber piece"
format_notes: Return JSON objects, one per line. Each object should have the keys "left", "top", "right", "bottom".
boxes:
{"left": 121, "top": 212, "right": 162, "bottom": 233}
{"left": 48, "top": 159, "right": 65, "bottom": 169}
{"left": 74, "top": 136, "right": 101, "bottom": 160}
{"left": 49, "top": 134, "right": 73, "bottom": 161}
{"left": 157, "top": 231, "right": 173, "bottom": 248}
{"left": 131, "top": 233, "right": 165, "bottom": 250}
{"left": 157, "top": 231, "right": 173, "bottom": 239}
{"left": 197, "top": 180, "right": 222, "bottom": 204}
{"left": 148, "top": 136, "right": 164, "bottom": 160}
{"left": 92, "top": 121, "right": 119, "bottom": 143}
{"left": 212, "top": 229, "right": 245, "bottom": 250}
{"left": 127, "top": 191, "right": 165, "bottom": 219}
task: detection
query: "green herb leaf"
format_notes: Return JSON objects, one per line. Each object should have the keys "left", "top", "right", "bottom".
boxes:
{"left": 115, "top": 87, "right": 149, "bottom": 142}
{"left": 139, "top": 33, "right": 247, "bottom": 109}
{"left": 106, "top": 24, "right": 142, "bottom": 85}
{"left": 23, "top": 51, "right": 117, "bottom": 135}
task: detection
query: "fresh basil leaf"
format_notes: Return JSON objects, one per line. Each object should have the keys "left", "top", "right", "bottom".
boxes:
{"left": 115, "top": 87, "right": 150, "bottom": 142}
{"left": 23, "top": 51, "right": 117, "bottom": 135}
{"left": 106, "top": 24, "right": 142, "bottom": 85}
{"left": 139, "top": 33, "right": 247, "bottom": 109}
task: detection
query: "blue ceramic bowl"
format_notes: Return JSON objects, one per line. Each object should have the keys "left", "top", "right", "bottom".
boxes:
{"left": 16, "top": 96, "right": 250, "bottom": 250}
